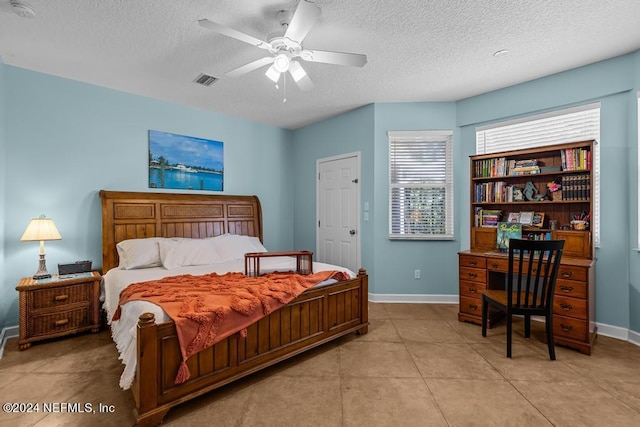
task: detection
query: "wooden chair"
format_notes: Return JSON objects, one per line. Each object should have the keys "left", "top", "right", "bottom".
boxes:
{"left": 481, "top": 239, "right": 565, "bottom": 360}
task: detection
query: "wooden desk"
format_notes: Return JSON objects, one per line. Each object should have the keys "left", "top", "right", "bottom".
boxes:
{"left": 458, "top": 250, "right": 596, "bottom": 355}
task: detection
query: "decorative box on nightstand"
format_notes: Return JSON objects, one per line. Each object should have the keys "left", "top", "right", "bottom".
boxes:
{"left": 15, "top": 271, "right": 101, "bottom": 350}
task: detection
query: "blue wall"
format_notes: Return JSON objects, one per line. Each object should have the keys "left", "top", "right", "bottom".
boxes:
{"left": 457, "top": 52, "right": 640, "bottom": 331}
{"left": 0, "top": 58, "right": 6, "bottom": 329}
{"left": 1, "top": 50, "right": 639, "bottom": 338}
{"left": 291, "top": 104, "right": 375, "bottom": 285}
{"left": 372, "top": 103, "right": 458, "bottom": 297}
{"left": 1, "top": 66, "right": 294, "bottom": 328}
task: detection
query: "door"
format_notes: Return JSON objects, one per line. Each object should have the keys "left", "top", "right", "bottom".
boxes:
{"left": 317, "top": 153, "right": 360, "bottom": 272}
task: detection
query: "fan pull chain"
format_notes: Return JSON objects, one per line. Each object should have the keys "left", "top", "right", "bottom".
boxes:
{"left": 283, "top": 72, "right": 287, "bottom": 103}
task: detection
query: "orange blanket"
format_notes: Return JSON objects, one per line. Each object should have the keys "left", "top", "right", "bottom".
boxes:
{"left": 113, "top": 270, "right": 349, "bottom": 384}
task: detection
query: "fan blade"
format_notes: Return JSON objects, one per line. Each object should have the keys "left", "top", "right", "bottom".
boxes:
{"left": 226, "top": 56, "right": 275, "bottom": 77}
{"left": 198, "top": 19, "right": 271, "bottom": 50}
{"left": 284, "top": 1, "right": 321, "bottom": 42}
{"left": 288, "top": 61, "right": 314, "bottom": 91}
{"left": 301, "top": 49, "right": 367, "bottom": 67}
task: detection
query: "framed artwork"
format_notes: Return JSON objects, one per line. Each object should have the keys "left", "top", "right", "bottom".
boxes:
{"left": 148, "top": 130, "right": 224, "bottom": 191}
{"left": 507, "top": 212, "right": 520, "bottom": 223}
{"left": 519, "top": 211, "right": 534, "bottom": 225}
{"left": 532, "top": 212, "right": 545, "bottom": 228}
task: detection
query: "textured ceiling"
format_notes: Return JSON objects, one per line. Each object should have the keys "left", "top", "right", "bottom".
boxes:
{"left": 1, "top": 0, "right": 639, "bottom": 129}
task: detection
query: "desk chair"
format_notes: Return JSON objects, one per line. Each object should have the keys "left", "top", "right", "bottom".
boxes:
{"left": 481, "top": 239, "right": 565, "bottom": 360}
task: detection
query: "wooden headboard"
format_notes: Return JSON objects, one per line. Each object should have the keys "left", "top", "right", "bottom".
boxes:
{"left": 99, "top": 190, "right": 263, "bottom": 272}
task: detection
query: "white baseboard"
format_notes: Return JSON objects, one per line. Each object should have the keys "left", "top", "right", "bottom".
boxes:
{"left": 629, "top": 329, "right": 640, "bottom": 347}
{"left": 0, "top": 326, "right": 19, "bottom": 359}
{"left": 366, "top": 296, "right": 640, "bottom": 348}
{"left": 369, "top": 293, "right": 458, "bottom": 304}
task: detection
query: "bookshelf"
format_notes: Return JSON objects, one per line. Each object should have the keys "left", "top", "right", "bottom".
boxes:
{"left": 459, "top": 140, "right": 597, "bottom": 355}
{"left": 470, "top": 140, "right": 594, "bottom": 259}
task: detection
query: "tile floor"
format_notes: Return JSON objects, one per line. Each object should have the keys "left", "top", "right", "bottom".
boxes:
{"left": 1, "top": 303, "right": 640, "bottom": 426}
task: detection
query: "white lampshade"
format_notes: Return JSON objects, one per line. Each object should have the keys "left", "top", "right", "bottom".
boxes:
{"left": 21, "top": 215, "right": 62, "bottom": 241}
{"left": 21, "top": 214, "right": 62, "bottom": 279}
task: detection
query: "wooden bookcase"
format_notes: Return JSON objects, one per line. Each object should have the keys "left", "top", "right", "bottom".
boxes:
{"left": 469, "top": 140, "right": 594, "bottom": 258}
{"left": 459, "top": 140, "right": 597, "bottom": 354}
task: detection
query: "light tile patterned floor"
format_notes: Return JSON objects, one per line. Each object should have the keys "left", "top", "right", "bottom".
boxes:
{"left": 1, "top": 303, "right": 640, "bottom": 426}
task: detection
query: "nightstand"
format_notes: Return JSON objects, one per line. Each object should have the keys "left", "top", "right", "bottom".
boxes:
{"left": 15, "top": 271, "right": 101, "bottom": 350}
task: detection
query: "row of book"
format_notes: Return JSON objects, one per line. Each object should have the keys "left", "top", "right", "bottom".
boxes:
{"left": 559, "top": 175, "right": 590, "bottom": 201}
{"left": 561, "top": 148, "right": 591, "bottom": 171}
{"left": 474, "top": 182, "right": 520, "bottom": 203}
{"left": 474, "top": 158, "right": 541, "bottom": 178}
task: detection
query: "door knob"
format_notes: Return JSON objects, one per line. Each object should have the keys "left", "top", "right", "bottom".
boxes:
{"left": 349, "top": 229, "right": 356, "bottom": 235}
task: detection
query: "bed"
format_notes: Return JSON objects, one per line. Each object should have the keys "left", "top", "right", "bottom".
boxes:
{"left": 99, "top": 190, "right": 369, "bottom": 426}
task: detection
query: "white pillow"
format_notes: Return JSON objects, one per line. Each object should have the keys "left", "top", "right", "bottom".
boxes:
{"left": 212, "top": 234, "right": 267, "bottom": 262}
{"left": 116, "top": 238, "right": 165, "bottom": 270}
{"left": 158, "top": 238, "right": 221, "bottom": 270}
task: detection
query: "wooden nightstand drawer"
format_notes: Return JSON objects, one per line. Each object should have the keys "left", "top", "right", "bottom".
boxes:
{"left": 31, "top": 283, "right": 92, "bottom": 310}
{"left": 16, "top": 271, "right": 101, "bottom": 350}
{"left": 30, "top": 307, "right": 91, "bottom": 337}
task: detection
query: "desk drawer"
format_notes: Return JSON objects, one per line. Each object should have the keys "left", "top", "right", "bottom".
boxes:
{"left": 459, "top": 296, "right": 482, "bottom": 316}
{"left": 555, "top": 279, "right": 587, "bottom": 299}
{"left": 557, "top": 265, "right": 587, "bottom": 282}
{"left": 553, "top": 295, "right": 587, "bottom": 320}
{"left": 553, "top": 314, "right": 588, "bottom": 341}
{"left": 459, "top": 267, "right": 486, "bottom": 284}
{"left": 459, "top": 255, "right": 486, "bottom": 269}
{"left": 460, "top": 280, "right": 486, "bottom": 298}
{"left": 31, "top": 283, "right": 92, "bottom": 310}
{"left": 487, "top": 258, "right": 508, "bottom": 272}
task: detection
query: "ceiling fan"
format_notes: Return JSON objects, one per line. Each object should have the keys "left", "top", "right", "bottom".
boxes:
{"left": 198, "top": 0, "right": 367, "bottom": 91}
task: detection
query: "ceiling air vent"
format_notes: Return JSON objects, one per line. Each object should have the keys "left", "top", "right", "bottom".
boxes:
{"left": 193, "top": 73, "right": 219, "bottom": 87}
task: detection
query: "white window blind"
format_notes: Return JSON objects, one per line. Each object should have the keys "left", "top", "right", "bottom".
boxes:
{"left": 389, "top": 130, "right": 454, "bottom": 240}
{"left": 476, "top": 103, "right": 600, "bottom": 245}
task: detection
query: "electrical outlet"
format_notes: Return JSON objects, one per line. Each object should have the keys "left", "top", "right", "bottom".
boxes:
{"left": 414, "top": 269, "right": 421, "bottom": 279}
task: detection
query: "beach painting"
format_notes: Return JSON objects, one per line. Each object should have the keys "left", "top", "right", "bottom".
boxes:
{"left": 148, "top": 130, "right": 224, "bottom": 191}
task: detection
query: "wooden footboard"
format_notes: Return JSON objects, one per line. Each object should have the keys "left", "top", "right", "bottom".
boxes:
{"left": 132, "top": 269, "right": 369, "bottom": 427}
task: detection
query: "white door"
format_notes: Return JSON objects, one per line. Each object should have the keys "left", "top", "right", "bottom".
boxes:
{"left": 317, "top": 153, "right": 360, "bottom": 272}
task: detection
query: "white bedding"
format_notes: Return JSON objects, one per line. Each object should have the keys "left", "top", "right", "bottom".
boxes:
{"left": 102, "top": 257, "right": 355, "bottom": 390}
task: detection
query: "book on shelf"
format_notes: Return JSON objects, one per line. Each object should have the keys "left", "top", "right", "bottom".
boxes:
{"left": 562, "top": 147, "right": 591, "bottom": 171}
{"left": 496, "top": 222, "right": 522, "bottom": 251}
{"left": 481, "top": 210, "right": 502, "bottom": 227}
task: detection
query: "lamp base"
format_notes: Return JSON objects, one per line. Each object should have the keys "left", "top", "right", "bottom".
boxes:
{"left": 33, "top": 254, "right": 51, "bottom": 280}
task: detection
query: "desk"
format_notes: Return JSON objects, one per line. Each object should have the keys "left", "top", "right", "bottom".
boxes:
{"left": 458, "top": 250, "right": 596, "bottom": 355}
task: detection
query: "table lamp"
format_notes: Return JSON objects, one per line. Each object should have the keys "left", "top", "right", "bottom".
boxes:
{"left": 20, "top": 214, "right": 62, "bottom": 279}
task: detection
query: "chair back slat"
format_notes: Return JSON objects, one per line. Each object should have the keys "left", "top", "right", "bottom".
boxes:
{"left": 507, "top": 239, "right": 564, "bottom": 311}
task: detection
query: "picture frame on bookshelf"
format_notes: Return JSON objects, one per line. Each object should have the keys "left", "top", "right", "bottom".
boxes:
{"left": 519, "top": 211, "right": 534, "bottom": 225}
{"left": 507, "top": 212, "right": 520, "bottom": 223}
{"left": 532, "top": 212, "right": 545, "bottom": 228}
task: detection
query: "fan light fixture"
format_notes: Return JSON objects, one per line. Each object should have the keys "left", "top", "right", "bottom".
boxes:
{"left": 288, "top": 61, "right": 307, "bottom": 82}
{"left": 273, "top": 53, "right": 290, "bottom": 73}
{"left": 265, "top": 65, "right": 281, "bottom": 83}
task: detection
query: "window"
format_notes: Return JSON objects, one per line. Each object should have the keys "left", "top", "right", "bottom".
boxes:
{"left": 388, "top": 130, "right": 454, "bottom": 240}
{"left": 476, "top": 104, "right": 600, "bottom": 246}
